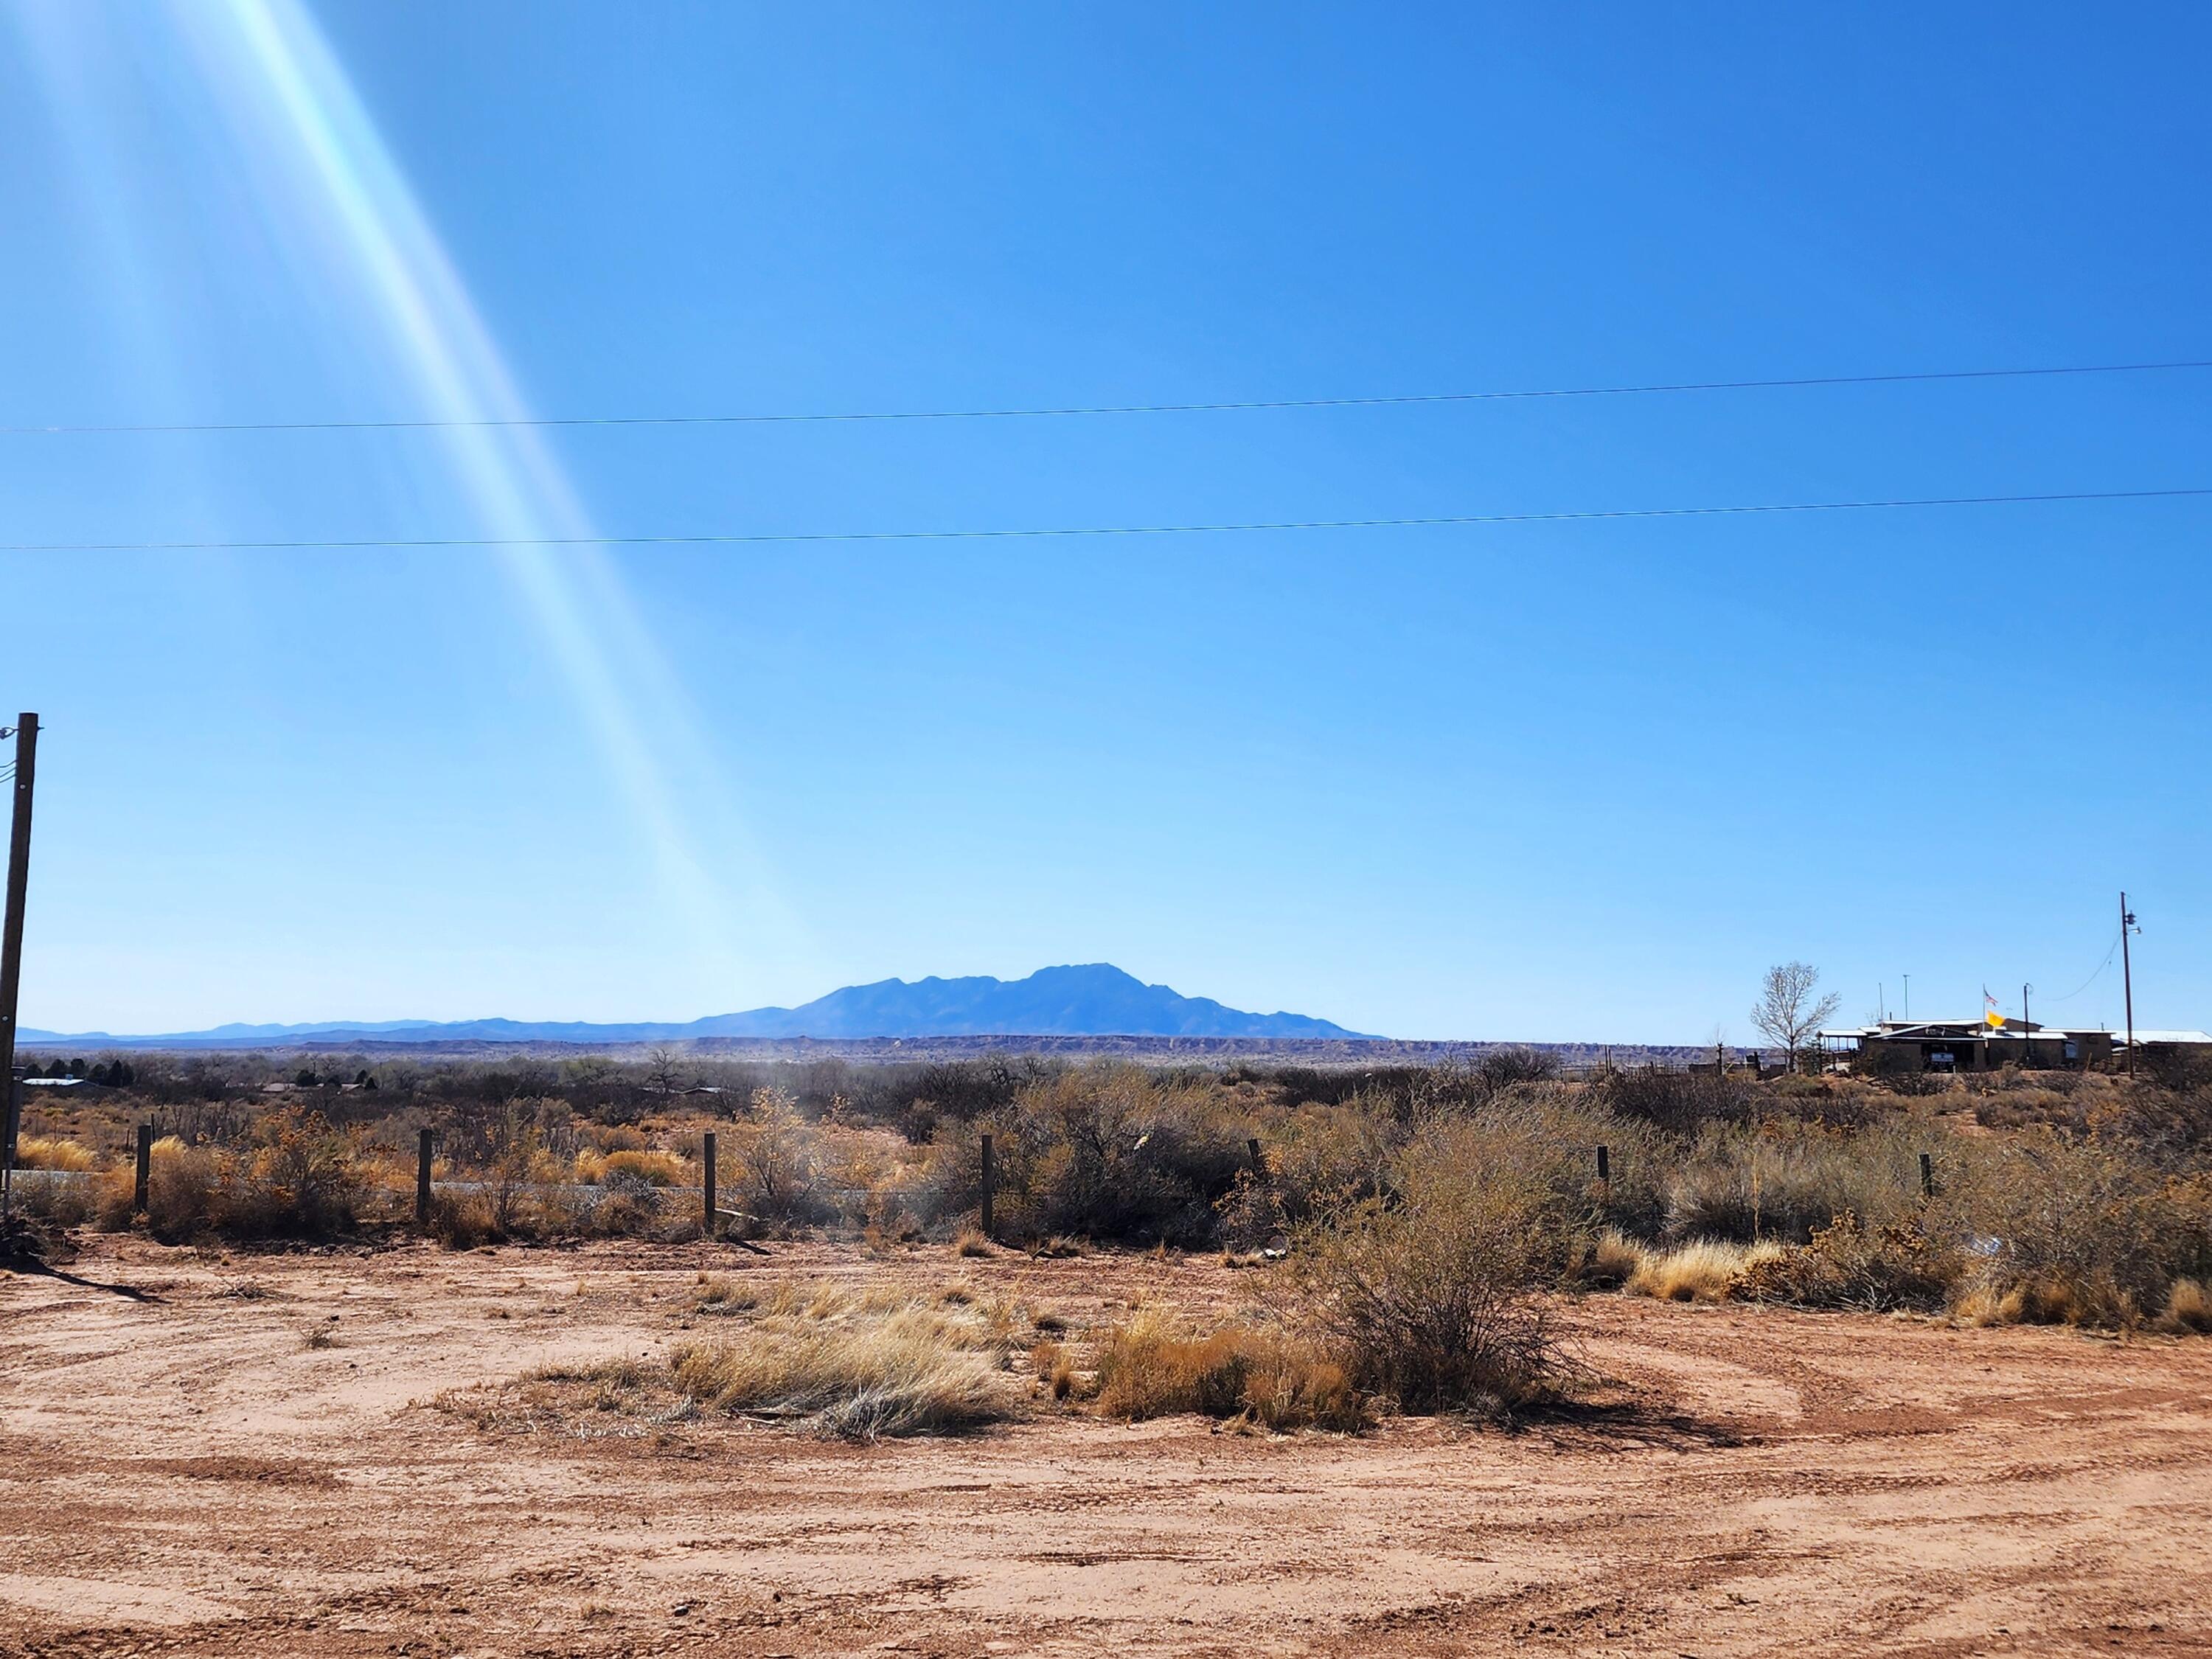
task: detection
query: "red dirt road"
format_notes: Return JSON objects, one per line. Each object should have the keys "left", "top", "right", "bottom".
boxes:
{"left": 2, "top": 1237, "right": 2206, "bottom": 1658}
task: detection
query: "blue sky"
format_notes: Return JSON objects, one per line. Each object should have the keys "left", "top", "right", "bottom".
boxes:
{"left": 1, "top": 1, "right": 2206, "bottom": 1040}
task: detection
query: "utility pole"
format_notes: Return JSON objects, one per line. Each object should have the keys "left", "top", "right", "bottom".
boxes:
{"left": 0, "top": 715, "right": 38, "bottom": 1228}
{"left": 1902, "top": 975, "right": 1910, "bottom": 1022}
{"left": 2022, "top": 982, "right": 2033, "bottom": 1069}
{"left": 2115, "top": 898, "right": 2132, "bottom": 1079}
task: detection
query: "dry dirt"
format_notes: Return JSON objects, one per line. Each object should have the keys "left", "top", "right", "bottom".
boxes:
{"left": 1, "top": 1235, "right": 2206, "bottom": 1658}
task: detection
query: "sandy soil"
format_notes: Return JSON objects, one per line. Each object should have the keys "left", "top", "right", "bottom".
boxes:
{"left": 1, "top": 1236, "right": 2206, "bottom": 1658}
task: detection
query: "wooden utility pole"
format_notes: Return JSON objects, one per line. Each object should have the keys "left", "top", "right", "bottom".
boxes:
{"left": 416, "top": 1129, "right": 434, "bottom": 1226}
{"left": 2115, "top": 898, "right": 2132, "bottom": 1079}
{"left": 0, "top": 716, "right": 38, "bottom": 1226}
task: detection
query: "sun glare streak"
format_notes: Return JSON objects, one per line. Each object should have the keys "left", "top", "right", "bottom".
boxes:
{"left": 141, "top": 0, "right": 815, "bottom": 998}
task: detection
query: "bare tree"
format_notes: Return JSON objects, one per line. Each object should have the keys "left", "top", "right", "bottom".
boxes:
{"left": 1750, "top": 962, "right": 1841, "bottom": 1073}
{"left": 644, "top": 1046, "right": 684, "bottom": 1096}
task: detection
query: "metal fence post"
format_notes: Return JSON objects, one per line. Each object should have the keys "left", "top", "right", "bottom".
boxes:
{"left": 133, "top": 1122, "right": 153, "bottom": 1216}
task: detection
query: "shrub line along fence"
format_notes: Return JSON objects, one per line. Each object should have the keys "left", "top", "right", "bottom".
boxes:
{"left": 49, "top": 1120, "right": 1947, "bottom": 1242}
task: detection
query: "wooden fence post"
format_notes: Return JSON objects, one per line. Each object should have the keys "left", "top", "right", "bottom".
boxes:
{"left": 1596, "top": 1144, "right": 1610, "bottom": 1185}
{"left": 416, "top": 1128, "right": 434, "bottom": 1225}
{"left": 1919, "top": 1151, "right": 1934, "bottom": 1197}
{"left": 133, "top": 1123, "right": 152, "bottom": 1216}
{"left": 1247, "top": 1137, "right": 1270, "bottom": 1186}
{"left": 703, "top": 1131, "right": 718, "bottom": 1239}
{"left": 979, "top": 1133, "right": 994, "bottom": 1239}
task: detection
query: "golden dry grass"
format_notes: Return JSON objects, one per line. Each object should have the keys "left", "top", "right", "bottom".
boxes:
{"left": 13, "top": 1135, "right": 95, "bottom": 1172}
{"left": 2162, "top": 1279, "right": 2212, "bottom": 1334}
{"left": 1088, "top": 1307, "right": 1363, "bottom": 1433}
{"left": 1625, "top": 1239, "right": 1786, "bottom": 1304}
{"left": 669, "top": 1279, "right": 1016, "bottom": 1437}
{"left": 575, "top": 1148, "right": 687, "bottom": 1186}
{"left": 1579, "top": 1229, "right": 1646, "bottom": 1288}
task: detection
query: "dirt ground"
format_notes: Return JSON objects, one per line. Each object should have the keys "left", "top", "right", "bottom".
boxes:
{"left": 1, "top": 1236, "right": 2206, "bottom": 1658}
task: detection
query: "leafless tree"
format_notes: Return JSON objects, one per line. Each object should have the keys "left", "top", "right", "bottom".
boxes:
{"left": 1750, "top": 962, "right": 1841, "bottom": 1073}
{"left": 644, "top": 1046, "right": 683, "bottom": 1096}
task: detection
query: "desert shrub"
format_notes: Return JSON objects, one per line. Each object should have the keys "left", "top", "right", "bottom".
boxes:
{"left": 83, "top": 1109, "right": 373, "bottom": 1240}
{"left": 1290, "top": 1117, "right": 1576, "bottom": 1414}
{"left": 1933, "top": 1131, "right": 2212, "bottom": 1324}
{"left": 1215, "top": 1096, "right": 1399, "bottom": 1248}
{"left": 7, "top": 1169, "right": 94, "bottom": 1226}
{"left": 1590, "top": 1065, "right": 1751, "bottom": 1135}
{"left": 700, "top": 1087, "right": 832, "bottom": 1226}
{"left": 1475, "top": 1046, "right": 1562, "bottom": 1093}
{"left": 428, "top": 1189, "right": 499, "bottom": 1249}
{"left": 1663, "top": 1117, "right": 1945, "bottom": 1244}
{"left": 1733, "top": 1212, "right": 1964, "bottom": 1312}
{"left": 1088, "top": 1307, "right": 1363, "bottom": 1432}
{"left": 922, "top": 1063, "right": 1251, "bottom": 1246}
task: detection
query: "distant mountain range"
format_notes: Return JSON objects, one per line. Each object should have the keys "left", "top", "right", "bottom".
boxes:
{"left": 21, "top": 964, "right": 1375, "bottom": 1049}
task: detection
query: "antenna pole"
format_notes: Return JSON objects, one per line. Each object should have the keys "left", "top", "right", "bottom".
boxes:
{"left": 2121, "top": 891, "right": 2138, "bottom": 1074}
{"left": 0, "top": 714, "right": 40, "bottom": 1227}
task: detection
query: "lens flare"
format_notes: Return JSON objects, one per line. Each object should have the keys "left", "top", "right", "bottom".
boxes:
{"left": 18, "top": 0, "right": 813, "bottom": 1001}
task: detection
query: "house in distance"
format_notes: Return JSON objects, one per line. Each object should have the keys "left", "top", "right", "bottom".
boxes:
{"left": 1820, "top": 1018, "right": 2212, "bottom": 1074}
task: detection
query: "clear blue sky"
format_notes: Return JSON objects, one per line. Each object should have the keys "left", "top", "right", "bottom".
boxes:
{"left": 1, "top": 1, "right": 2206, "bottom": 1041}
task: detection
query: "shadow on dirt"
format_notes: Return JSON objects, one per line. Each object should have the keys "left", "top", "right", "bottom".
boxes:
{"left": 1514, "top": 1393, "right": 1749, "bottom": 1453}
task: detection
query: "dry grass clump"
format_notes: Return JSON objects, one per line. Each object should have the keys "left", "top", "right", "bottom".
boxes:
{"left": 14, "top": 1135, "right": 95, "bottom": 1172}
{"left": 575, "top": 1148, "right": 686, "bottom": 1187}
{"left": 2160, "top": 1279, "right": 2212, "bottom": 1334}
{"left": 668, "top": 1279, "right": 1015, "bottom": 1438}
{"left": 692, "top": 1273, "right": 756, "bottom": 1314}
{"left": 1625, "top": 1239, "right": 1784, "bottom": 1303}
{"left": 953, "top": 1226, "right": 992, "bottom": 1257}
{"left": 1576, "top": 1230, "right": 1646, "bottom": 1289}
{"left": 470, "top": 1280, "right": 1023, "bottom": 1441}
{"left": 1088, "top": 1307, "right": 1362, "bottom": 1433}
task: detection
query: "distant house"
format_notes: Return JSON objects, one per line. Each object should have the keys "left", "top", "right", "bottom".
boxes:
{"left": 1821, "top": 1018, "right": 2212, "bottom": 1074}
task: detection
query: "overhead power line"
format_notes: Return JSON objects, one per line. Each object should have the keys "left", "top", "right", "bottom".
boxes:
{"left": 10, "top": 483, "right": 2210, "bottom": 554}
{"left": 5, "top": 358, "right": 2211, "bottom": 437}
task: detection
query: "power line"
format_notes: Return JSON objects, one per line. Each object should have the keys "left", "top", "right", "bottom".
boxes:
{"left": 7, "top": 358, "right": 2212, "bottom": 438}
{"left": 2046, "top": 927, "right": 2126, "bottom": 1003}
{"left": 7, "top": 483, "right": 2208, "bottom": 554}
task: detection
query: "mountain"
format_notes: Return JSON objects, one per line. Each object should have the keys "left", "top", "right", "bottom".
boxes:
{"left": 19, "top": 964, "right": 1374, "bottom": 1048}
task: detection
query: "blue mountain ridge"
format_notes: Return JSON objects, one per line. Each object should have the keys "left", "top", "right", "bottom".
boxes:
{"left": 21, "top": 963, "right": 1375, "bottom": 1048}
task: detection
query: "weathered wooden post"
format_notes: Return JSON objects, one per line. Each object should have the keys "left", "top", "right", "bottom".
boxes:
{"left": 1596, "top": 1144, "right": 1610, "bottom": 1185}
{"left": 133, "top": 1122, "right": 152, "bottom": 1216}
{"left": 703, "top": 1130, "right": 718, "bottom": 1239}
{"left": 1247, "top": 1137, "right": 1270, "bottom": 1185}
{"left": 416, "top": 1128, "right": 434, "bottom": 1225}
{"left": 1919, "top": 1151, "right": 1935, "bottom": 1197}
{"left": 978, "top": 1133, "right": 994, "bottom": 1239}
